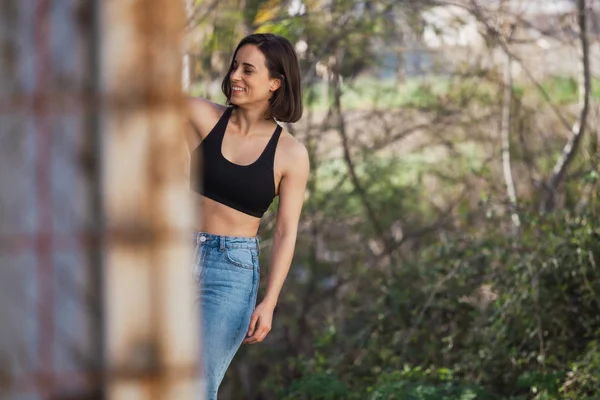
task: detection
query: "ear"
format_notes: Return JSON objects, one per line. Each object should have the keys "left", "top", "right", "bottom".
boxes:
{"left": 269, "top": 76, "right": 282, "bottom": 92}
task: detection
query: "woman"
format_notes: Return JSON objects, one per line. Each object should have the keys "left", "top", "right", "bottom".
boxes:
{"left": 186, "top": 33, "right": 309, "bottom": 399}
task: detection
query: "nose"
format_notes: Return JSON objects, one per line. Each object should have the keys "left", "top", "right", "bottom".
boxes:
{"left": 230, "top": 67, "right": 242, "bottom": 82}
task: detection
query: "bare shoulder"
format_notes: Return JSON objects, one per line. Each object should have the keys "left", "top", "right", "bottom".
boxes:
{"left": 187, "top": 97, "right": 228, "bottom": 139}
{"left": 278, "top": 130, "right": 310, "bottom": 176}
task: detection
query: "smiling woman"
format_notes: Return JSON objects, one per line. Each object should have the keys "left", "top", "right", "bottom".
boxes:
{"left": 186, "top": 34, "right": 309, "bottom": 400}
{"left": 221, "top": 35, "right": 303, "bottom": 122}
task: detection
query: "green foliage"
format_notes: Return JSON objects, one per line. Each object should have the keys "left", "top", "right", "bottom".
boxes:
{"left": 304, "top": 77, "right": 499, "bottom": 111}
{"left": 282, "top": 373, "right": 350, "bottom": 400}
{"left": 193, "top": 3, "right": 600, "bottom": 400}
{"left": 528, "top": 75, "right": 600, "bottom": 105}
{"left": 367, "top": 367, "right": 494, "bottom": 400}
{"left": 558, "top": 340, "right": 600, "bottom": 399}
{"left": 259, "top": 201, "right": 600, "bottom": 399}
{"left": 300, "top": 75, "right": 600, "bottom": 112}
{"left": 540, "top": 76, "right": 578, "bottom": 105}
{"left": 278, "top": 366, "right": 495, "bottom": 400}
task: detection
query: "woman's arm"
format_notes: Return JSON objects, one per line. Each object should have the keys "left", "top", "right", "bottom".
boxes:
{"left": 186, "top": 97, "right": 223, "bottom": 151}
{"left": 244, "top": 138, "right": 310, "bottom": 344}
{"left": 263, "top": 142, "right": 310, "bottom": 307}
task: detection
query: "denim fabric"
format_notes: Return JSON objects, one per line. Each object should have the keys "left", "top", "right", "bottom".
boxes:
{"left": 193, "top": 232, "right": 260, "bottom": 400}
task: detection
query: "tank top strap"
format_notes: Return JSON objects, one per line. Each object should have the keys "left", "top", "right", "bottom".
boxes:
{"left": 253, "top": 125, "right": 283, "bottom": 168}
{"left": 217, "top": 107, "right": 234, "bottom": 134}
{"left": 207, "top": 106, "right": 233, "bottom": 144}
{"left": 264, "top": 125, "right": 283, "bottom": 153}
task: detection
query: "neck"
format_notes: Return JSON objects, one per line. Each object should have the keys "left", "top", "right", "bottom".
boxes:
{"left": 231, "top": 104, "right": 274, "bottom": 136}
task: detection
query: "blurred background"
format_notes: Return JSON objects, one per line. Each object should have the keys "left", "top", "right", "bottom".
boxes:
{"left": 186, "top": 0, "right": 600, "bottom": 399}
{"left": 1, "top": 0, "right": 599, "bottom": 399}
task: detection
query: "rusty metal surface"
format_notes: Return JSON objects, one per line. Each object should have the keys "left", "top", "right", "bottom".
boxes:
{"left": 0, "top": 0, "right": 103, "bottom": 398}
{"left": 100, "top": 0, "right": 200, "bottom": 399}
{"left": 0, "top": 0, "right": 201, "bottom": 398}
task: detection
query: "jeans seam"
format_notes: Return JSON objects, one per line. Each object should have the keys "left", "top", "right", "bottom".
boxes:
{"left": 199, "top": 246, "right": 208, "bottom": 281}
{"left": 213, "top": 272, "right": 258, "bottom": 392}
{"left": 200, "top": 245, "right": 259, "bottom": 398}
{"left": 226, "top": 243, "right": 255, "bottom": 249}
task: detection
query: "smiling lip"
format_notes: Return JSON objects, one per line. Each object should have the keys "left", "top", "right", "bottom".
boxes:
{"left": 232, "top": 85, "right": 245, "bottom": 94}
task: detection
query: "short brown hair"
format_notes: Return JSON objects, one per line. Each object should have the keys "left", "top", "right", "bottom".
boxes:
{"left": 222, "top": 34, "right": 303, "bottom": 123}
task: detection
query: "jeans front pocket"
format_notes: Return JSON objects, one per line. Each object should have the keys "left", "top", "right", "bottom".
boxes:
{"left": 225, "top": 247, "right": 257, "bottom": 270}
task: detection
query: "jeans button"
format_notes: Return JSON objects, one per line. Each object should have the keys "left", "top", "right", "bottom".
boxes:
{"left": 199, "top": 236, "right": 206, "bottom": 242}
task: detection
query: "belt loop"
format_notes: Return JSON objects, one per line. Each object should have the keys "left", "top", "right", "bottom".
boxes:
{"left": 219, "top": 236, "right": 226, "bottom": 252}
{"left": 256, "top": 237, "right": 260, "bottom": 255}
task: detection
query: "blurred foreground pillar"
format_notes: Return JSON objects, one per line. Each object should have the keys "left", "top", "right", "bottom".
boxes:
{"left": 0, "top": 0, "right": 200, "bottom": 398}
{"left": 0, "top": 0, "right": 105, "bottom": 398}
{"left": 100, "top": 0, "right": 200, "bottom": 399}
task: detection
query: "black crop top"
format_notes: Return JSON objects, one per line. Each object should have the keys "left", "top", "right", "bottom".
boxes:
{"left": 190, "top": 107, "right": 282, "bottom": 218}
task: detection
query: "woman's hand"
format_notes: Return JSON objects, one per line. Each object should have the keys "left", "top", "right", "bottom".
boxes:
{"left": 243, "top": 301, "right": 275, "bottom": 344}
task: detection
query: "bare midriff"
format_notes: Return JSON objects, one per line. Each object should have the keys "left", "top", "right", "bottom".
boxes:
{"left": 195, "top": 195, "right": 262, "bottom": 237}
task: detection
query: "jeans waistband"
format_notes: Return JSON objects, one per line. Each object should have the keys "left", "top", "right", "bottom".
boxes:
{"left": 194, "top": 232, "right": 260, "bottom": 252}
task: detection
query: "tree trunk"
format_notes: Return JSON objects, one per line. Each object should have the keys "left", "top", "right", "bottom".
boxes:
{"left": 540, "top": 0, "right": 591, "bottom": 213}
{"left": 500, "top": 51, "right": 521, "bottom": 229}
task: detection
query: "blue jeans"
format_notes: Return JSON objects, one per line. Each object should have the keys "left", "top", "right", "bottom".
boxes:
{"left": 193, "top": 232, "right": 260, "bottom": 400}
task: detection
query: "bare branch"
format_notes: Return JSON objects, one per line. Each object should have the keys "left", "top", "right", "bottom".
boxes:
{"left": 185, "top": 0, "right": 219, "bottom": 32}
{"left": 334, "top": 84, "right": 387, "bottom": 241}
{"left": 401, "top": 261, "right": 463, "bottom": 357}
{"left": 540, "top": 0, "right": 591, "bottom": 212}
{"left": 500, "top": 49, "right": 521, "bottom": 229}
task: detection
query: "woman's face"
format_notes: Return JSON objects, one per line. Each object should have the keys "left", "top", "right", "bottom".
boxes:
{"left": 229, "top": 44, "right": 280, "bottom": 108}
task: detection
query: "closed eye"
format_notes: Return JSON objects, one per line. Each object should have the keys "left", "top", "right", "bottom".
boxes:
{"left": 232, "top": 61, "right": 255, "bottom": 75}
{"left": 232, "top": 65, "right": 253, "bottom": 74}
